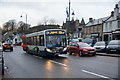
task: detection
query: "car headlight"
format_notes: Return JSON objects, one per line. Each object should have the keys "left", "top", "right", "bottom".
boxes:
{"left": 63, "top": 48, "right": 67, "bottom": 51}
{"left": 46, "top": 48, "right": 52, "bottom": 52}
{"left": 83, "top": 49, "right": 88, "bottom": 51}
{"left": 106, "top": 46, "right": 109, "bottom": 49}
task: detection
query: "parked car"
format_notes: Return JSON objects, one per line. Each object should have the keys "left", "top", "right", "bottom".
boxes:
{"left": 0, "top": 42, "right": 2, "bottom": 52}
{"left": 0, "top": 42, "right": 4, "bottom": 76}
{"left": 82, "top": 38, "right": 97, "bottom": 47}
{"left": 70, "top": 38, "right": 82, "bottom": 42}
{"left": 3, "top": 43, "right": 13, "bottom": 51}
{"left": 67, "top": 38, "right": 82, "bottom": 45}
{"left": 67, "top": 42, "right": 96, "bottom": 56}
{"left": 93, "top": 41, "right": 108, "bottom": 52}
{"left": 106, "top": 40, "right": 120, "bottom": 54}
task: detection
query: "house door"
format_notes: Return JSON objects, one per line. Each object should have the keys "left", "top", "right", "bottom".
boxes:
{"left": 104, "top": 35, "right": 108, "bottom": 41}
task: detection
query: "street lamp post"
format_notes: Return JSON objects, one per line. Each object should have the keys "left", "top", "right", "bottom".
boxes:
{"left": 20, "top": 12, "right": 29, "bottom": 30}
{"left": 68, "top": 0, "right": 71, "bottom": 36}
{"left": 69, "top": 0, "right": 71, "bottom": 21}
{"left": 20, "top": 12, "right": 27, "bottom": 25}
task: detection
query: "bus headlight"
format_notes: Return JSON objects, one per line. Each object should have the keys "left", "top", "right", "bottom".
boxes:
{"left": 63, "top": 48, "right": 67, "bottom": 51}
{"left": 46, "top": 48, "right": 52, "bottom": 52}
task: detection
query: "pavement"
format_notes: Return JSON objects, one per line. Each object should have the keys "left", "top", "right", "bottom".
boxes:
{"left": 96, "top": 52, "right": 120, "bottom": 57}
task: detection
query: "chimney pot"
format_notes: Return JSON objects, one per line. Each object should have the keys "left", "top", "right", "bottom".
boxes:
{"left": 111, "top": 11, "right": 114, "bottom": 17}
{"left": 115, "top": 4, "right": 119, "bottom": 8}
{"left": 89, "top": 18, "right": 93, "bottom": 22}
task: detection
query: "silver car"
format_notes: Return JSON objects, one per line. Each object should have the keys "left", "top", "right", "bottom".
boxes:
{"left": 94, "top": 41, "right": 107, "bottom": 52}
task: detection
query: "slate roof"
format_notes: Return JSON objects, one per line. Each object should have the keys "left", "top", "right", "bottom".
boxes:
{"left": 86, "top": 1, "right": 120, "bottom": 27}
{"left": 86, "top": 17, "right": 109, "bottom": 27}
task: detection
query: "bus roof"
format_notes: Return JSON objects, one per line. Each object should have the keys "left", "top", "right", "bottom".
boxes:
{"left": 26, "top": 29, "right": 66, "bottom": 37}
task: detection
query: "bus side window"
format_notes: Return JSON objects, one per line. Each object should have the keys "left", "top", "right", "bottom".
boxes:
{"left": 34, "top": 36, "right": 37, "bottom": 45}
{"left": 39, "top": 35, "right": 44, "bottom": 46}
{"left": 37, "top": 36, "right": 40, "bottom": 46}
{"left": 31, "top": 36, "right": 34, "bottom": 45}
{"left": 29, "top": 37, "right": 32, "bottom": 45}
{"left": 27, "top": 37, "right": 30, "bottom": 45}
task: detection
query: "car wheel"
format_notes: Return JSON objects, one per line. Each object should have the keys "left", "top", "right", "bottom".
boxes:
{"left": 106, "top": 50, "right": 110, "bottom": 54}
{"left": 68, "top": 50, "right": 72, "bottom": 55}
{"left": 55, "top": 54, "right": 59, "bottom": 57}
{"left": 35, "top": 48, "right": 39, "bottom": 55}
{"left": 3, "top": 48, "right": 5, "bottom": 51}
{"left": 92, "top": 53, "right": 96, "bottom": 56}
{"left": 26, "top": 48, "right": 30, "bottom": 54}
{"left": 11, "top": 48, "right": 13, "bottom": 51}
{"left": 79, "top": 51, "right": 82, "bottom": 57}
{"left": 2, "top": 57, "right": 4, "bottom": 75}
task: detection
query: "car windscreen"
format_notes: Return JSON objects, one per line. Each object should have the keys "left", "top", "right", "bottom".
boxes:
{"left": 109, "top": 40, "right": 120, "bottom": 45}
{"left": 94, "top": 42, "right": 105, "bottom": 46}
{"left": 4, "top": 44, "right": 11, "bottom": 46}
{"left": 78, "top": 43, "right": 91, "bottom": 47}
{"left": 82, "top": 39, "right": 93, "bottom": 44}
{"left": 71, "top": 39, "right": 79, "bottom": 42}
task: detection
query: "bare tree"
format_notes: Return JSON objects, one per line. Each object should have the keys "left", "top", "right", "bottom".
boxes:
{"left": 3, "top": 19, "right": 17, "bottom": 31}
{"left": 3, "top": 22, "right": 10, "bottom": 31}
{"left": 38, "top": 17, "right": 57, "bottom": 25}
{"left": 43, "top": 16, "right": 49, "bottom": 25}
{"left": 8, "top": 20, "right": 16, "bottom": 31}
{"left": 49, "top": 18, "right": 56, "bottom": 25}
{"left": 17, "top": 21, "right": 30, "bottom": 32}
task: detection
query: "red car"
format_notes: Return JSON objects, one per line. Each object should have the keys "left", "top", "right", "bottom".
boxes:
{"left": 67, "top": 42, "right": 96, "bottom": 56}
{"left": 3, "top": 43, "right": 13, "bottom": 51}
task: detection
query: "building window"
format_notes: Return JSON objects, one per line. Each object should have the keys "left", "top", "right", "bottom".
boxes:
{"left": 118, "top": 21, "right": 120, "bottom": 28}
{"left": 105, "top": 22, "right": 108, "bottom": 31}
{"left": 109, "top": 22, "right": 112, "bottom": 30}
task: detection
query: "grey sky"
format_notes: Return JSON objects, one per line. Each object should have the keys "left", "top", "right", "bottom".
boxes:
{"left": 0, "top": 0, "right": 119, "bottom": 27}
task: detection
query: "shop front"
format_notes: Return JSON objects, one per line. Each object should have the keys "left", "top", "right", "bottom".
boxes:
{"left": 112, "top": 30, "right": 120, "bottom": 40}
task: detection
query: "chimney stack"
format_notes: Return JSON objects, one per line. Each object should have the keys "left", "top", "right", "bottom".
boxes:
{"left": 114, "top": 4, "right": 119, "bottom": 19}
{"left": 89, "top": 18, "right": 93, "bottom": 22}
{"left": 111, "top": 11, "right": 114, "bottom": 17}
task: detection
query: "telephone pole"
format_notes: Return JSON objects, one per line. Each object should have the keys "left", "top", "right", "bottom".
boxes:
{"left": 69, "top": 0, "right": 71, "bottom": 21}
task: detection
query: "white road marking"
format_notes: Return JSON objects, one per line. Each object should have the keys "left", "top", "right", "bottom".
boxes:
{"left": 49, "top": 60, "right": 67, "bottom": 67}
{"left": 32, "top": 55, "right": 67, "bottom": 67}
{"left": 82, "top": 70, "right": 114, "bottom": 80}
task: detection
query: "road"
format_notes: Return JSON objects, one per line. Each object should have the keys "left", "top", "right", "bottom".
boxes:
{"left": 3, "top": 46, "right": 119, "bottom": 79}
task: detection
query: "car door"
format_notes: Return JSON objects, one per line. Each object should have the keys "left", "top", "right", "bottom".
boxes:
{"left": 68, "top": 43, "right": 74, "bottom": 52}
{"left": 72, "top": 43, "right": 79, "bottom": 53}
{"left": 74, "top": 43, "right": 79, "bottom": 53}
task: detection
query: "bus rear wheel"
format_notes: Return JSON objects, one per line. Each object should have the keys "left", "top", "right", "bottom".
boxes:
{"left": 26, "top": 48, "right": 30, "bottom": 54}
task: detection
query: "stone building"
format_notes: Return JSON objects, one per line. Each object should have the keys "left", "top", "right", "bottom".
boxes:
{"left": 83, "top": 1, "right": 120, "bottom": 41}
{"left": 63, "top": 18, "right": 85, "bottom": 38}
{"left": 83, "top": 17, "right": 108, "bottom": 41}
{"left": 103, "top": 3, "right": 120, "bottom": 41}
